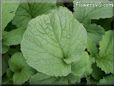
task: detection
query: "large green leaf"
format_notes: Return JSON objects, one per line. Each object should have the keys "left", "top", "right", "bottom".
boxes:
{"left": 96, "top": 30, "right": 113, "bottom": 73}
{"left": 3, "top": 28, "right": 25, "bottom": 46}
{"left": 2, "top": 0, "right": 20, "bottom": 30}
{"left": 73, "top": 0, "right": 113, "bottom": 24}
{"left": 21, "top": 7, "right": 87, "bottom": 76}
{"left": 8, "top": 52, "right": 35, "bottom": 84}
{"left": 12, "top": 0, "right": 56, "bottom": 28}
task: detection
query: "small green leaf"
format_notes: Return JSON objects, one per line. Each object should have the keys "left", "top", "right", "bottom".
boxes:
{"left": 7, "top": 45, "right": 20, "bottom": 56}
{"left": 8, "top": 52, "right": 35, "bottom": 84}
{"left": 99, "top": 75, "right": 114, "bottom": 85}
{"left": 91, "top": 64, "right": 105, "bottom": 80}
{"left": 96, "top": 30, "right": 113, "bottom": 73}
{"left": 2, "top": 32, "right": 9, "bottom": 54}
{"left": 2, "top": 68, "right": 13, "bottom": 84}
{"left": 2, "top": 45, "right": 9, "bottom": 54}
{"left": 6, "top": 68, "right": 13, "bottom": 79}
{"left": 3, "top": 28, "right": 25, "bottom": 46}
{"left": 13, "top": 67, "right": 34, "bottom": 84}
{"left": 67, "top": 74, "right": 80, "bottom": 84}
{"left": 12, "top": 0, "right": 56, "bottom": 28}
{"left": 2, "top": 0, "right": 19, "bottom": 30}
{"left": 9, "top": 52, "right": 28, "bottom": 72}
{"left": 86, "top": 24, "right": 105, "bottom": 55}
{"left": 71, "top": 52, "right": 92, "bottom": 78}
{"left": 87, "top": 38, "right": 98, "bottom": 56}
{"left": 92, "top": 18, "right": 113, "bottom": 31}
{"left": 99, "top": 30, "right": 113, "bottom": 57}
{"left": 87, "top": 76, "right": 98, "bottom": 84}
{"left": 86, "top": 24, "right": 105, "bottom": 44}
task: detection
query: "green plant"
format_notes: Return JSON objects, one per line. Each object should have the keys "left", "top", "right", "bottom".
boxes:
{"left": 1, "top": 0, "right": 114, "bottom": 85}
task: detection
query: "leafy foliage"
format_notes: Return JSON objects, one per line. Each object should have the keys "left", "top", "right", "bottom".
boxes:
{"left": 2, "top": 0, "right": 19, "bottom": 30}
{"left": 8, "top": 52, "right": 35, "bottom": 84}
{"left": 21, "top": 7, "right": 87, "bottom": 77}
{"left": 3, "top": 28, "right": 25, "bottom": 46}
{"left": 73, "top": 0, "right": 113, "bottom": 24}
{"left": 12, "top": 0, "right": 56, "bottom": 28}
{"left": 99, "top": 75, "right": 114, "bottom": 85}
{"left": 96, "top": 30, "right": 113, "bottom": 74}
{"left": 1, "top": 0, "right": 113, "bottom": 85}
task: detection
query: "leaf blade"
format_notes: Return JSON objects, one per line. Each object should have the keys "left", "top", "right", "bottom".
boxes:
{"left": 21, "top": 7, "right": 87, "bottom": 76}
